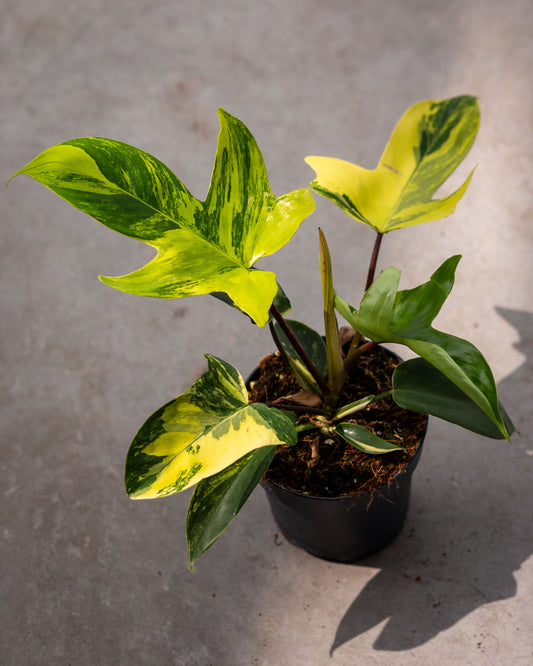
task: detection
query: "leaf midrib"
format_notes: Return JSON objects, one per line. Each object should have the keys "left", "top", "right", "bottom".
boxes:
{"left": 398, "top": 335, "right": 496, "bottom": 420}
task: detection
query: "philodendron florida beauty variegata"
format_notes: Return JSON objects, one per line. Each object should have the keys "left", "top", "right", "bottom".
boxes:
{"left": 11, "top": 96, "right": 514, "bottom": 568}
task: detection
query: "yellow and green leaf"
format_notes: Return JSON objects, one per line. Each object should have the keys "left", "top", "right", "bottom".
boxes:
{"left": 11, "top": 110, "right": 315, "bottom": 326}
{"left": 305, "top": 96, "right": 479, "bottom": 233}
{"left": 335, "top": 256, "right": 512, "bottom": 441}
{"left": 212, "top": 280, "right": 292, "bottom": 322}
{"left": 125, "top": 355, "right": 296, "bottom": 499}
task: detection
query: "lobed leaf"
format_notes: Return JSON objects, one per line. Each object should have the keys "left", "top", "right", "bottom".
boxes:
{"left": 306, "top": 96, "right": 479, "bottom": 233}
{"left": 335, "top": 256, "right": 511, "bottom": 441}
{"left": 125, "top": 355, "right": 296, "bottom": 499}
{"left": 11, "top": 110, "right": 315, "bottom": 326}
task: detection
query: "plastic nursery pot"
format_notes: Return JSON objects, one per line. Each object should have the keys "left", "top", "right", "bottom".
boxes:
{"left": 248, "top": 344, "right": 428, "bottom": 563}
{"left": 260, "top": 430, "right": 426, "bottom": 563}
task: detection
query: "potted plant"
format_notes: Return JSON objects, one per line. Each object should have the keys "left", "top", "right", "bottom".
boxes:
{"left": 10, "top": 95, "right": 514, "bottom": 568}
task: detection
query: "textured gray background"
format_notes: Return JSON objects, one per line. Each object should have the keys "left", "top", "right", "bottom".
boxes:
{"left": 2, "top": 1, "right": 532, "bottom": 664}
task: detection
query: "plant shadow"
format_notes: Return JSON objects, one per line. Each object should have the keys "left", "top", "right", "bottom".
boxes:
{"left": 331, "top": 307, "right": 533, "bottom": 654}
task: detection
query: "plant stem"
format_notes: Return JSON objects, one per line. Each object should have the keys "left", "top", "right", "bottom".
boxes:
{"left": 295, "top": 422, "right": 320, "bottom": 434}
{"left": 264, "top": 401, "right": 329, "bottom": 416}
{"left": 268, "top": 320, "right": 290, "bottom": 366}
{"left": 269, "top": 304, "right": 330, "bottom": 395}
{"left": 344, "top": 232, "right": 384, "bottom": 367}
{"left": 344, "top": 339, "right": 377, "bottom": 372}
{"left": 365, "top": 232, "right": 384, "bottom": 291}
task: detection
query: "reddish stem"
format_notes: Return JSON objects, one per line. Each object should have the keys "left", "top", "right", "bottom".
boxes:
{"left": 269, "top": 304, "right": 330, "bottom": 396}
{"left": 365, "top": 232, "right": 384, "bottom": 291}
{"left": 344, "top": 233, "right": 384, "bottom": 368}
{"left": 344, "top": 339, "right": 378, "bottom": 372}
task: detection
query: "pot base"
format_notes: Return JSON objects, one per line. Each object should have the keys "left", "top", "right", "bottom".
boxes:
{"left": 262, "top": 435, "right": 425, "bottom": 562}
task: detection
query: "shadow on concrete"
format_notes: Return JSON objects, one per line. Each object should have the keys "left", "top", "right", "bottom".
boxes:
{"left": 331, "top": 307, "right": 532, "bottom": 654}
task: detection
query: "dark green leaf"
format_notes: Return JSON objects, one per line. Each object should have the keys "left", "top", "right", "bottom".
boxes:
{"left": 187, "top": 446, "right": 276, "bottom": 569}
{"left": 393, "top": 358, "right": 515, "bottom": 439}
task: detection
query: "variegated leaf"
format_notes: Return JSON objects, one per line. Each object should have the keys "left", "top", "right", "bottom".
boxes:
{"left": 393, "top": 357, "right": 515, "bottom": 439}
{"left": 335, "top": 423, "right": 403, "bottom": 454}
{"left": 335, "top": 256, "right": 512, "bottom": 440}
{"left": 211, "top": 280, "right": 292, "bottom": 322}
{"left": 125, "top": 355, "right": 296, "bottom": 499}
{"left": 306, "top": 96, "right": 479, "bottom": 233}
{"left": 11, "top": 110, "right": 315, "bottom": 326}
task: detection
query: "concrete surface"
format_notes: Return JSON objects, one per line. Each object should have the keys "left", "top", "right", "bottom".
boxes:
{"left": 2, "top": 1, "right": 532, "bottom": 664}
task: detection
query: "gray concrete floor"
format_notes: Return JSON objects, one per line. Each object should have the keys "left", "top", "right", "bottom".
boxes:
{"left": 2, "top": 1, "right": 532, "bottom": 664}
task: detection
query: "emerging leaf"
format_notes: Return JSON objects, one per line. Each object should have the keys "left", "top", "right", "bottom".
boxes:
{"left": 306, "top": 96, "right": 479, "bottom": 233}
{"left": 319, "top": 228, "right": 345, "bottom": 396}
{"left": 335, "top": 423, "right": 403, "bottom": 454}
{"left": 12, "top": 110, "right": 315, "bottom": 326}
{"left": 125, "top": 355, "right": 296, "bottom": 499}
{"left": 335, "top": 256, "right": 512, "bottom": 441}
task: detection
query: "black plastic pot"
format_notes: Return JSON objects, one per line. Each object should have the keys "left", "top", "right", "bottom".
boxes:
{"left": 249, "top": 343, "right": 428, "bottom": 562}
{"left": 261, "top": 429, "right": 426, "bottom": 562}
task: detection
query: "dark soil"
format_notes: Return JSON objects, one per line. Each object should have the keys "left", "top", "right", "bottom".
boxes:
{"left": 248, "top": 344, "right": 427, "bottom": 498}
